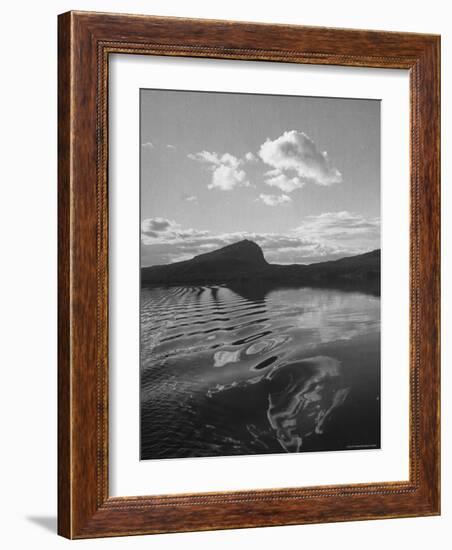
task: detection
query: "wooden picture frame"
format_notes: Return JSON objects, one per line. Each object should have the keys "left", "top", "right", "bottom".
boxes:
{"left": 58, "top": 11, "right": 440, "bottom": 539}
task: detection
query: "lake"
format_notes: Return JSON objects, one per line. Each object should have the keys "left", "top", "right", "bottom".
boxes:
{"left": 140, "top": 284, "right": 380, "bottom": 460}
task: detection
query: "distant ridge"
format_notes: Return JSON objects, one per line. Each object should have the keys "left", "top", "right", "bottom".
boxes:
{"left": 141, "top": 240, "right": 380, "bottom": 294}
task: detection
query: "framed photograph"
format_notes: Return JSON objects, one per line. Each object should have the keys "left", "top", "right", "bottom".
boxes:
{"left": 58, "top": 11, "right": 440, "bottom": 538}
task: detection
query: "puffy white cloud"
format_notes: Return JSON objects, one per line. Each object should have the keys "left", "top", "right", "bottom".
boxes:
{"left": 184, "top": 195, "right": 198, "bottom": 203}
{"left": 245, "top": 151, "right": 258, "bottom": 162}
{"left": 188, "top": 151, "right": 250, "bottom": 191}
{"left": 142, "top": 141, "right": 154, "bottom": 149}
{"left": 259, "top": 130, "right": 342, "bottom": 189}
{"left": 259, "top": 193, "right": 292, "bottom": 206}
{"left": 211, "top": 163, "right": 248, "bottom": 191}
{"left": 166, "top": 144, "right": 176, "bottom": 149}
{"left": 264, "top": 170, "right": 305, "bottom": 192}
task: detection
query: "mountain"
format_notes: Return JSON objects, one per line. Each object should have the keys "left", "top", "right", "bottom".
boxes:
{"left": 141, "top": 240, "right": 380, "bottom": 295}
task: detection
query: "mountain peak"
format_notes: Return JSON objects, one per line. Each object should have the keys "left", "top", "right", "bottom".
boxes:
{"left": 191, "top": 239, "right": 267, "bottom": 265}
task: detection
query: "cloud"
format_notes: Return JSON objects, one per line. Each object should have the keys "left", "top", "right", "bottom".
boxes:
{"left": 264, "top": 171, "right": 305, "bottom": 192}
{"left": 141, "top": 217, "right": 209, "bottom": 243}
{"left": 166, "top": 144, "right": 176, "bottom": 149}
{"left": 259, "top": 193, "right": 292, "bottom": 206}
{"left": 258, "top": 130, "right": 342, "bottom": 190}
{"left": 141, "top": 211, "right": 379, "bottom": 267}
{"left": 211, "top": 164, "right": 248, "bottom": 191}
{"left": 188, "top": 151, "right": 250, "bottom": 191}
{"left": 295, "top": 211, "right": 380, "bottom": 241}
{"left": 184, "top": 195, "right": 198, "bottom": 203}
{"left": 245, "top": 152, "right": 258, "bottom": 162}
{"left": 293, "top": 211, "right": 380, "bottom": 260}
{"left": 142, "top": 141, "right": 154, "bottom": 149}
{"left": 141, "top": 217, "right": 172, "bottom": 233}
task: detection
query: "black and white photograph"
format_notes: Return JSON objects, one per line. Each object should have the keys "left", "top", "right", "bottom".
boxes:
{"left": 140, "top": 89, "right": 381, "bottom": 460}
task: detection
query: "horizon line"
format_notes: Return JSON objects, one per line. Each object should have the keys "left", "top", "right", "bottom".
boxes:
{"left": 141, "top": 239, "right": 381, "bottom": 270}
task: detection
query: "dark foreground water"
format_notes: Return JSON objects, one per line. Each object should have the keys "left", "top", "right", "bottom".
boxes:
{"left": 140, "top": 284, "right": 380, "bottom": 460}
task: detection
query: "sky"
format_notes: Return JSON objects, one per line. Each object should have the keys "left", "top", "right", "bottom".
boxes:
{"left": 140, "top": 89, "right": 380, "bottom": 267}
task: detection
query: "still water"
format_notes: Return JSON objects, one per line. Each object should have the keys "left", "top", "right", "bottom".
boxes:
{"left": 140, "top": 284, "right": 380, "bottom": 460}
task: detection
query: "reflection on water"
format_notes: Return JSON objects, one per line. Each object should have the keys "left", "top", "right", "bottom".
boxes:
{"left": 140, "top": 284, "right": 380, "bottom": 459}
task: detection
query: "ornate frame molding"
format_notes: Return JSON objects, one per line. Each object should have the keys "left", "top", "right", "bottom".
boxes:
{"left": 58, "top": 11, "right": 440, "bottom": 538}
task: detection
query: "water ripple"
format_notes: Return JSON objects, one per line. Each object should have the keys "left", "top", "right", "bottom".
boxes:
{"left": 140, "top": 284, "right": 381, "bottom": 459}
